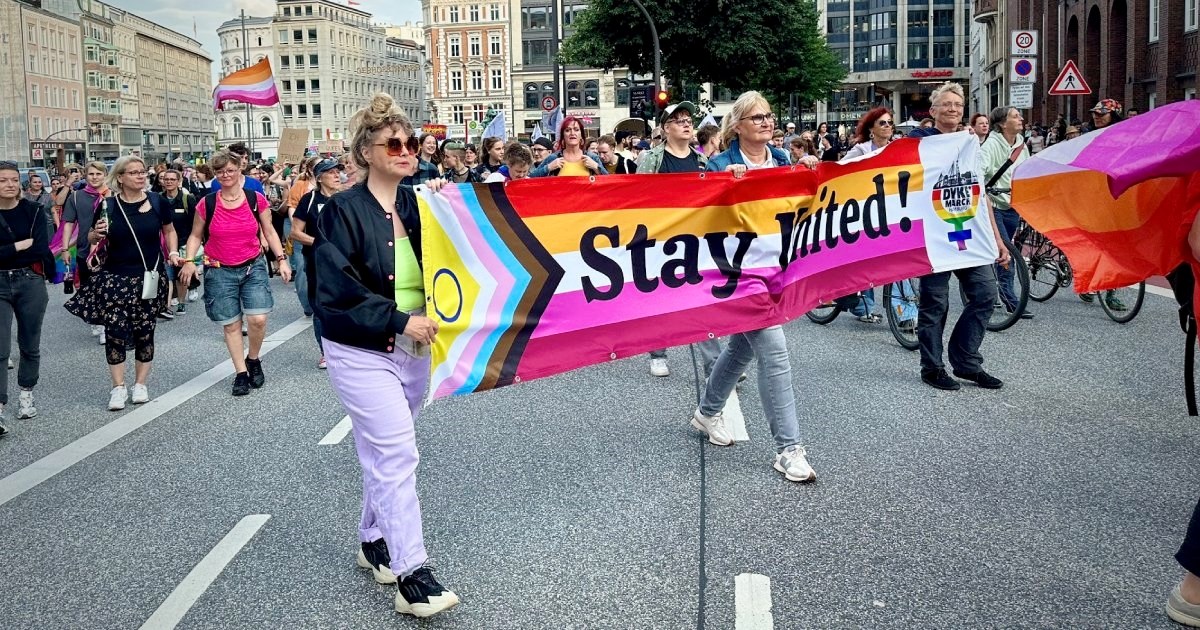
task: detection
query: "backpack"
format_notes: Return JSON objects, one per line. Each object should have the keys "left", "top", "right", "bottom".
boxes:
{"left": 1167, "top": 263, "right": 1197, "bottom": 415}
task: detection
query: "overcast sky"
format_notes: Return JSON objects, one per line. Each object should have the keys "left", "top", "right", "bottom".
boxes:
{"left": 116, "top": 0, "right": 423, "bottom": 76}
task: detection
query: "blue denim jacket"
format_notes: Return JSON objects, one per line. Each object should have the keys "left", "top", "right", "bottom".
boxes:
{"left": 706, "top": 138, "right": 791, "bottom": 172}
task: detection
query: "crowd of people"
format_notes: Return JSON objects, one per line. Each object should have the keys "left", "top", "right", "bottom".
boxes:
{"left": 0, "top": 85, "right": 1194, "bottom": 626}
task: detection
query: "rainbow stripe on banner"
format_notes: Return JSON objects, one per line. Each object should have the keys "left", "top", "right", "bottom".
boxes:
{"left": 213, "top": 59, "right": 280, "bottom": 111}
{"left": 419, "top": 132, "right": 999, "bottom": 400}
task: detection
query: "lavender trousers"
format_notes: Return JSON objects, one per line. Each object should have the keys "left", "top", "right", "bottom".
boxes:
{"left": 324, "top": 338, "right": 430, "bottom": 579}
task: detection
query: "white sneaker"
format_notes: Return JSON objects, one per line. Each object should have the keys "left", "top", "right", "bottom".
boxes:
{"left": 108, "top": 386, "right": 128, "bottom": 411}
{"left": 170, "top": 298, "right": 179, "bottom": 308}
{"left": 98, "top": 331, "right": 106, "bottom": 346}
{"left": 6, "top": 358, "right": 12, "bottom": 369}
{"left": 187, "top": 288, "right": 199, "bottom": 301}
{"left": 774, "top": 445, "right": 816, "bottom": 482}
{"left": 649, "top": 358, "right": 670, "bottom": 377}
{"left": 91, "top": 324, "right": 103, "bottom": 337}
{"left": 130, "top": 383, "right": 150, "bottom": 404}
{"left": 690, "top": 409, "right": 733, "bottom": 446}
{"left": 17, "top": 389, "right": 36, "bottom": 419}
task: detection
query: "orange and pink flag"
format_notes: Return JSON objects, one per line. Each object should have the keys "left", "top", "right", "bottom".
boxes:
{"left": 213, "top": 59, "right": 280, "bottom": 111}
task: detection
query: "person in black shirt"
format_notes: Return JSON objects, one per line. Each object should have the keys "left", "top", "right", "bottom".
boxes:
{"left": 157, "top": 168, "right": 197, "bottom": 316}
{"left": 64, "top": 155, "right": 179, "bottom": 412}
{"left": 0, "top": 160, "right": 51, "bottom": 430}
{"left": 290, "top": 158, "right": 342, "bottom": 369}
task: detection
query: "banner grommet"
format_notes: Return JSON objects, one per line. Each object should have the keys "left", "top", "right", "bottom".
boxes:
{"left": 609, "top": 352, "right": 617, "bottom": 359}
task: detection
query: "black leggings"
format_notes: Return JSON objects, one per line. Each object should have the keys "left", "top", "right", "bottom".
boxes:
{"left": 105, "top": 327, "right": 154, "bottom": 366}
{"left": 1181, "top": 498, "right": 1200, "bottom": 576}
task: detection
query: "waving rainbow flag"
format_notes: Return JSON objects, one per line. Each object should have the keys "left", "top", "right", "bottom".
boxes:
{"left": 213, "top": 59, "right": 280, "bottom": 111}
{"left": 1011, "top": 101, "right": 1200, "bottom": 293}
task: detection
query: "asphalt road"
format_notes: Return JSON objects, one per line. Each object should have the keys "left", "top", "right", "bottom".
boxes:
{"left": 0, "top": 278, "right": 1195, "bottom": 629}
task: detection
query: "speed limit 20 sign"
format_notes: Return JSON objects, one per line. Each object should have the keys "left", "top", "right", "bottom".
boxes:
{"left": 1011, "top": 30, "right": 1039, "bottom": 56}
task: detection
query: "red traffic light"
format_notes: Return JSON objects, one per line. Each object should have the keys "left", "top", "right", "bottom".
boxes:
{"left": 654, "top": 89, "right": 670, "bottom": 109}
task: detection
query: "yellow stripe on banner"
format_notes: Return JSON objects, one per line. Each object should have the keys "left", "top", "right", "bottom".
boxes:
{"left": 525, "top": 195, "right": 812, "bottom": 255}
{"left": 820, "top": 165, "right": 926, "bottom": 201}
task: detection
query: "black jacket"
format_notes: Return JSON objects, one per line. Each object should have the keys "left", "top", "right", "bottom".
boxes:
{"left": 313, "top": 181, "right": 423, "bottom": 354}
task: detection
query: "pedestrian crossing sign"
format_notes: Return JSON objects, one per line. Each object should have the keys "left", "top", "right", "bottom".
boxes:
{"left": 1049, "top": 60, "right": 1092, "bottom": 95}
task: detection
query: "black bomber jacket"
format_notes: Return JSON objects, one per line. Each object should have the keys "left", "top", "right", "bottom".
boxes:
{"left": 312, "top": 181, "right": 423, "bottom": 354}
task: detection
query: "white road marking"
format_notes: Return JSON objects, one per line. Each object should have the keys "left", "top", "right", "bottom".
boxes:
{"left": 0, "top": 318, "right": 313, "bottom": 508}
{"left": 726, "top": 390, "right": 750, "bottom": 442}
{"left": 1146, "top": 284, "right": 1172, "bottom": 299}
{"left": 735, "top": 572, "right": 774, "bottom": 630}
{"left": 318, "top": 415, "right": 353, "bottom": 445}
{"left": 139, "top": 514, "right": 271, "bottom": 630}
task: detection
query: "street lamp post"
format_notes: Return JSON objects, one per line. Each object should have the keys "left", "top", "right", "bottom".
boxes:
{"left": 39, "top": 127, "right": 93, "bottom": 170}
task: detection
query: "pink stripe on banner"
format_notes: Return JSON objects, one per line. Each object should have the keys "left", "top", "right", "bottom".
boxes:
{"left": 437, "top": 185, "right": 517, "bottom": 389}
{"left": 515, "top": 246, "right": 932, "bottom": 380}
{"left": 532, "top": 221, "right": 927, "bottom": 339}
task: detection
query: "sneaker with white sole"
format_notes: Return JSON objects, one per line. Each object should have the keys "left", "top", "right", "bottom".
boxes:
{"left": 108, "top": 385, "right": 128, "bottom": 411}
{"left": 773, "top": 445, "right": 816, "bottom": 482}
{"left": 91, "top": 324, "right": 103, "bottom": 337}
{"left": 395, "top": 566, "right": 460, "bottom": 618}
{"left": 187, "top": 289, "right": 199, "bottom": 302}
{"left": 690, "top": 409, "right": 733, "bottom": 446}
{"left": 17, "top": 389, "right": 36, "bottom": 419}
{"left": 317, "top": 356, "right": 327, "bottom": 370}
{"left": 357, "top": 539, "right": 398, "bottom": 584}
{"left": 130, "top": 383, "right": 150, "bottom": 404}
{"left": 98, "top": 331, "right": 106, "bottom": 346}
{"left": 1168, "top": 585, "right": 1200, "bottom": 627}
{"left": 649, "top": 357, "right": 670, "bottom": 377}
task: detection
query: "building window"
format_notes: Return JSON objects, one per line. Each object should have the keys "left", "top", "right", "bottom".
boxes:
{"left": 233, "top": 117, "right": 242, "bottom": 138}
{"left": 449, "top": 6, "right": 459, "bottom": 22}
{"left": 1149, "top": 0, "right": 1160, "bottom": 39}
{"left": 449, "top": 36, "right": 460, "bottom": 57}
{"left": 615, "top": 79, "right": 631, "bottom": 105}
{"left": 297, "top": 79, "right": 306, "bottom": 92}
{"left": 473, "top": 103, "right": 486, "bottom": 121}
{"left": 567, "top": 81, "right": 582, "bottom": 106}
{"left": 308, "top": 28, "right": 317, "bottom": 42}
{"left": 281, "top": 56, "right": 290, "bottom": 68}
{"left": 283, "top": 104, "right": 293, "bottom": 116}
{"left": 490, "top": 33, "right": 502, "bottom": 56}
{"left": 309, "top": 54, "right": 319, "bottom": 67}
{"left": 298, "top": 104, "right": 307, "bottom": 117}
{"left": 524, "top": 82, "right": 540, "bottom": 109}
{"left": 282, "top": 79, "right": 292, "bottom": 92}
{"left": 491, "top": 68, "right": 503, "bottom": 90}
{"left": 490, "top": 4, "right": 501, "bottom": 20}
{"left": 470, "top": 4, "right": 480, "bottom": 21}
{"left": 32, "top": 117, "right": 40, "bottom": 139}
{"left": 451, "top": 70, "right": 463, "bottom": 92}
{"left": 311, "top": 79, "right": 320, "bottom": 92}
{"left": 908, "top": 42, "right": 929, "bottom": 63}
{"left": 293, "top": 30, "right": 303, "bottom": 43}
{"left": 452, "top": 104, "right": 464, "bottom": 123}
{"left": 522, "top": 39, "right": 551, "bottom": 65}
{"left": 262, "top": 117, "right": 273, "bottom": 136}
{"left": 522, "top": 6, "right": 549, "bottom": 29}
{"left": 295, "top": 55, "right": 305, "bottom": 68}
{"left": 1187, "top": 0, "right": 1199, "bottom": 31}
{"left": 470, "top": 35, "right": 481, "bottom": 56}
{"left": 30, "top": 84, "right": 38, "bottom": 106}
{"left": 471, "top": 69, "right": 483, "bottom": 90}
{"left": 312, "top": 104, "right": 321, "bottom": 117}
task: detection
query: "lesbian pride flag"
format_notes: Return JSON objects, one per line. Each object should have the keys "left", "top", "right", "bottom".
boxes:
{"left": 1011, "top": 101, "right": 1200, "bottom": 294}
{"left": 417, "top": 133, "right": 999, "bottom": 400}
{"left": 213, "top": 59, "right": 280, "bottom": 111}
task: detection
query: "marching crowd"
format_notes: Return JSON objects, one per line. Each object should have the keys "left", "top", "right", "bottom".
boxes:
{"left": 0, "top": 84, "right": 1195, "bottom": 625}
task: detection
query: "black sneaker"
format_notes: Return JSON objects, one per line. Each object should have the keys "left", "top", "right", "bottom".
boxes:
{"left": 921, "top": 368, "right": 961, "bottom": 391}
{"left": 232, "top": 372, "right": 251, "bottom": 396}
{"left": 0, "top": 420, "right": 8, "bottom": 437}
{"left": 176, "top": 303, "right": 186, "bottom": 315}
{"left": 356, "top": 539, "right": 397, "bottom": 584}
{"left": 246, "top": 357, "right": 265, "bottom": 389}
{"left": 395, "top": 566, "right": 460, "bottom": 618}
{"left": 953, "top": 369, "right": 1004, "bottom": 389}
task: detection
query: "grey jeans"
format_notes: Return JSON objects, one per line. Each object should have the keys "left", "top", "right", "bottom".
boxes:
{"left": 650, "top": 338, "right": 723, "bottom": 376}
{"left": 916, "top": 265, "right": 997, "bottom": 373}
{"left": 0, "top": 269, "right": 48, "bottom": 405}
{"left": 699, "top": 325, "right": 801, "bottom": 452}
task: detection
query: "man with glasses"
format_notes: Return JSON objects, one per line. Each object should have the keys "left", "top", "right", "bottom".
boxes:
{"left": 635, "top": 101, "right": 722, "bottom": 378}
{"left": 214, "top": 142, "right": 265, "bottom": 197}
{"left": 530, "top": 137, "right": 553, "bottom": 166}
{"left": 907, "top": 82, "right": 1010, "bottom": 392}
{"left": 157, "top": 168, "right": 197, "bottom": 317}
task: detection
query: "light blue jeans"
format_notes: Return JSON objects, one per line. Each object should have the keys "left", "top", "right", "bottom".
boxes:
{"left": 698, "top": 325, "right": 801, "bottom": 452}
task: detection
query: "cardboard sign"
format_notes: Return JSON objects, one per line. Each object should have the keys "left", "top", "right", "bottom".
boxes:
{"left": 277, "top": 128, "right": 310, "bottom": 165}
{"left": 317, "top": 140, "right": 345, "bottom": 154}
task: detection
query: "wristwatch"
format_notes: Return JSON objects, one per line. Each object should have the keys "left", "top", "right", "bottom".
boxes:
{"left": 275, "top": 253, "right": 287, "bottom": 262}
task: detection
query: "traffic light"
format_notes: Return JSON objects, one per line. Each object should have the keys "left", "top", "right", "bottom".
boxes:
{"left": 654, "top": 89, "right": 670, "bottom": 112}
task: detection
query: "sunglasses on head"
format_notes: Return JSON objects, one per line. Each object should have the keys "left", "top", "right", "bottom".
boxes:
{"left": 374, "top": 136, "right": 421, "bottom": 156}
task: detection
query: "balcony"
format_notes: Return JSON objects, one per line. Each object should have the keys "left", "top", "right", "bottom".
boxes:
{"left": 974, "top": 0, "right": 998, "bottom": 22}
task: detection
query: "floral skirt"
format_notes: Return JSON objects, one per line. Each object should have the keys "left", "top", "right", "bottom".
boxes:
{"left": 64, "top": 269, "right": 167, "bottom": 337}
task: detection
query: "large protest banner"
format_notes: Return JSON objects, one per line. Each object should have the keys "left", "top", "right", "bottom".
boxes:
{"left": 418, "top": 132, "right": 998, "bottom": 400}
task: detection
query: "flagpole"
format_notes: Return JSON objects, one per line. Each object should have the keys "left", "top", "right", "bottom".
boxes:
{"left": 241, "top": 9, "right": 255, "bottom": 158}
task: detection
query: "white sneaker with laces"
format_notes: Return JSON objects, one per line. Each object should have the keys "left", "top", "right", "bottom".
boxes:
{"left": 108, "top": 386, "right": 128, "bottom": 411}
{"left": 774, "top": 445, "right": 816, "bottom": 482}
{"left": 17, "top": 389, "right": 36, "bottom": 419}
{"left": 130, "top": 383, "right": 150, "bottom": 404}
{"left": 649, "top": 358, "right": 670, "bottom": 377}
{"left": 187, "top": 288, "right": 199, "bottom": 302}
{"left": 91, "top": 324, "right": 102, "bottom": 337}
{"left": 690, "top": 409, "right": 733, "bottom": 446}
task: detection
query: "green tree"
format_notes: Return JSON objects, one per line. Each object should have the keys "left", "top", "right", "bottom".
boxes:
{"left": 561, "top": 0, "right": 846, "bottom": 105}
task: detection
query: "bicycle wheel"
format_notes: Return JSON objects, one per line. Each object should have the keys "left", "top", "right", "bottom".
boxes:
{"left": 958, "top": 241, "right": 1029, "bottom": 331}
{"left": 805, "top": 302, "right": 842, "bottom": 325}
{"left": 1099, "top": 283, "right": 1145, "bottom": 324}
{"left": 883, "top": 279, "right": 920, "bottom": 351}
{"left": 1026, "top": 250, "right": 1061, "bottom": 302}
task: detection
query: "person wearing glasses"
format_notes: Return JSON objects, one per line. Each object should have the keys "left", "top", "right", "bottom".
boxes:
{"left": 178, "top": 151, "right": 292, "bottom": 398}
{"left": 843, "top": 107, "right": 896, "bottom": 160}
{"left": 311, "top": 93, "right": 459, "bottom": 618}
{"left": 529, "top": 116, "right": 607, "bottom": 177}
{"left": 0, "top": 161, "right": 51, "bottom": 429}
{"left": 694, "top": 90, "right": 818, "bottom": 484}
{"left": 289, "top": 158, "right": 343, "bottom": 369}
{"left": 63, "top": 156, "right": 177, "bottom": 411}
{"left": 60, "top": 161, "right": 110, "bottom": 343}
{"left": 908, "top": 82, "right": 1009, "bottom": 392}
{"left": 216, "top": 142, "right": 266, "bottom": 197}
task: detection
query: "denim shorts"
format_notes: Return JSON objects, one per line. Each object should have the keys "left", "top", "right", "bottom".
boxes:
{"left": 164, "top": 263, "right": 177, "bottom": 282}
{"left": 202, "top": 256, "right": 274, "bottom": 326}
